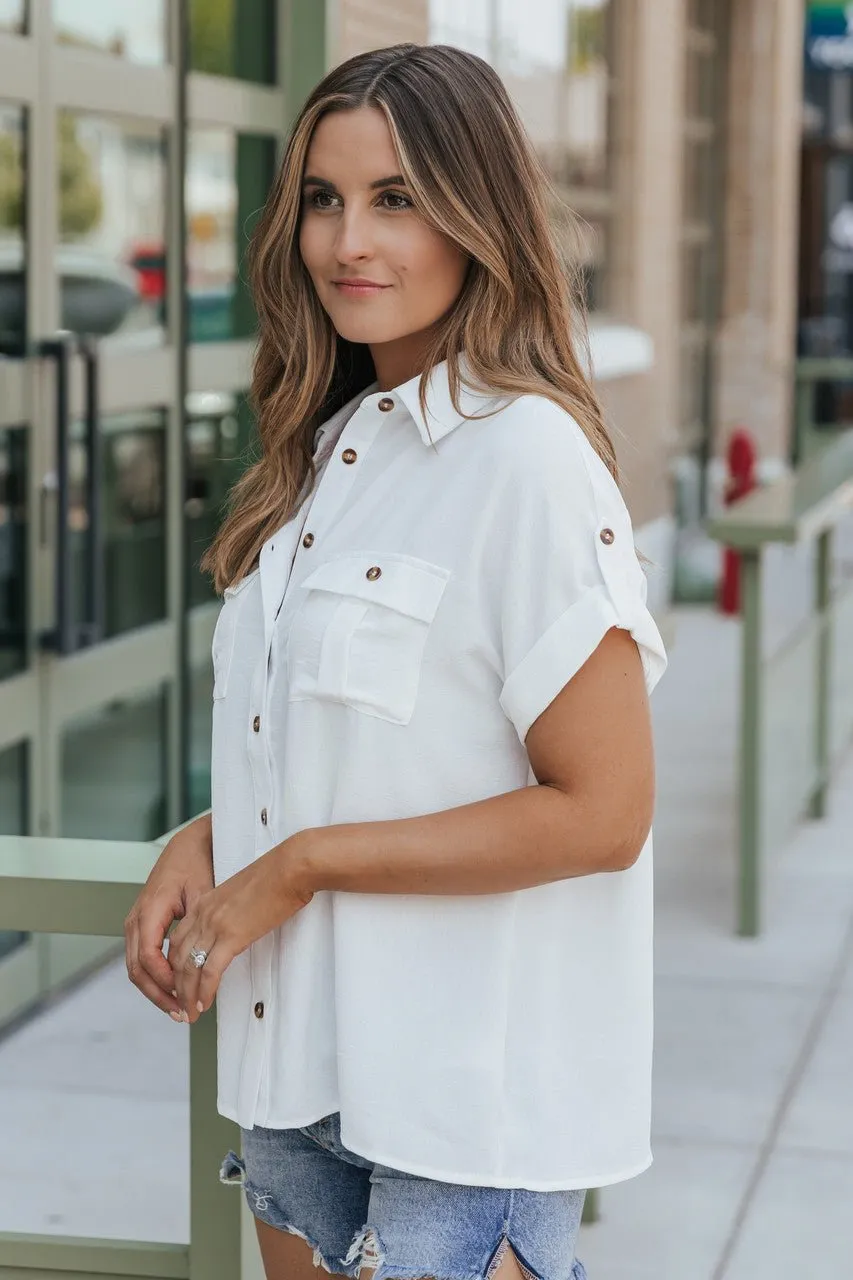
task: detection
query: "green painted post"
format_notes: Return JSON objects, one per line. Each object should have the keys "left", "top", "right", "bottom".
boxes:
{"left": 738, "top": 549, "right": 764, "bottom": 937}
{"left": 582, "top": 1188, "right": 599, "bottom": 1225}
{"left": 809, "top": 529, "right": 834, "bottom": 819}
{"left": 794, "top": 375, "right": 814, "bottom": 466}
{"left": 189, "top": 1012, "right": 241, "bottom": 1280}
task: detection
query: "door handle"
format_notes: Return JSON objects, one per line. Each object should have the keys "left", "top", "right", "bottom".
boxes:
{"left": 38, "top": 333, "right": 104, "bottom": 654}
{"left": 79, "top": 336, "right": 104, "bottom": 646}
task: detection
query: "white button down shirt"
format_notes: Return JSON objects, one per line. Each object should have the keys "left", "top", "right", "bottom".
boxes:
{"left": 210, "top": 355, "right": 667, "bottom": 1190}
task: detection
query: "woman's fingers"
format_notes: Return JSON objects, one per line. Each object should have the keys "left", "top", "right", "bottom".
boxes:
{"left": 196, "top": 944, "right": 228, "bottom": 1016}
{"left": 169, "top": 922, "right": 216, "bottom": 1022}
{"left": 138, "top": 907, "right": 181, "bottom": 995}
{"left": 125, "top": 911, "right": 181, "bottom": 1016}
{"left": 167, "top": 889, "right": 235, "bottom": 1022}
{"left": 179, "top": 943, "right": 222, "bottom": 1022}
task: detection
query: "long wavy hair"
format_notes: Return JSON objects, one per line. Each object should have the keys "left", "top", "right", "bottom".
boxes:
{"left": 202, "top": 42, "right": 617, "bottom": 593}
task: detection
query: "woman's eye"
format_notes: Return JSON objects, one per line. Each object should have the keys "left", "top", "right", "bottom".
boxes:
{"left": 379, "top": 191, "right": 412, "bottom": 211}
{"left": 308, "top": 190, "right": 338, "bottom": 209}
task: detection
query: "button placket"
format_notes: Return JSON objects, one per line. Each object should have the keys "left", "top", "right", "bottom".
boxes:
{"left": 295, "top": 405, "right": 386, "bottom": 553}
{"left": 238, "top": 930, "right": 275, "bottom": 1125}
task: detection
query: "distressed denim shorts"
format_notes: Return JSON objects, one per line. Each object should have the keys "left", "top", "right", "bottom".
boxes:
{"left": 220, "top": 1110, "right": 588, "bottom": 1280}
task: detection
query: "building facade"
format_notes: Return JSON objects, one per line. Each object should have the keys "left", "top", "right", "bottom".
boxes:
{"left": 0, "top": 0, "right": 805, "bottom": 1021}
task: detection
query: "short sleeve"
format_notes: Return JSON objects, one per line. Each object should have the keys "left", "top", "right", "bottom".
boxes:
{"left": 496, "top": 413, "right": 668, "bottom": 744}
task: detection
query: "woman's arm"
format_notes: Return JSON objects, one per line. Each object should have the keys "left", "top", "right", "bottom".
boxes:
{"left": 168, "top": 626, "right": 654, "bottom": 1020}
{"left": 290, "top": 625, "right": 655, "bottom": 898}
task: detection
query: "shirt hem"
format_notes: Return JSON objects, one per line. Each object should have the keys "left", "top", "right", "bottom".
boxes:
{"left": 218, "top": 1098, "right": 344, "bottom": 1133}
{"left": 218, "top": 1095, "right": 654, "bottom": 1190}
{"left": 334, "top": 1134, "right": 654, "bottom": 1190}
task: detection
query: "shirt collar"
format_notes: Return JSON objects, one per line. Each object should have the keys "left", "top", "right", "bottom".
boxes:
{"left": 392, "top": 353, "right": 502, "bottom": 446}
{"left": 313, "top": 353, "right": 502, "bottom": 454}
{"left": 311, "top": 355, "right": 502, "bottom": 460}
{"left": 312, "top": 381, "right": 379, "bottom": 455}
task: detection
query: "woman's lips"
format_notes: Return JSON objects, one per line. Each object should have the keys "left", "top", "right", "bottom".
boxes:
{"left": 332, "top": 281, "right": 390, "bottom": 296}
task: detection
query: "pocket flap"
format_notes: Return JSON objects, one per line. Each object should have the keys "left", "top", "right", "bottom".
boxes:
{"left": 299, "top": 554, "right": 450, "bottom": 622}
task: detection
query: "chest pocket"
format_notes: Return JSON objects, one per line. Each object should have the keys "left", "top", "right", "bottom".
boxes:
{"left": 287, "top": 553, "right": 450, "bottom": 724}
{"left": 212, "top": 569, "right": 260, "bottom": 700}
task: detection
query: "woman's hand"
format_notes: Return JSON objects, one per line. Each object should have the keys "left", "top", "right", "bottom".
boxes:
{"left": 124, "top": 814, "right": 214, "bottom": 1017}
{"left": 167, "top": 834, "right": 316, "bottom": 1023}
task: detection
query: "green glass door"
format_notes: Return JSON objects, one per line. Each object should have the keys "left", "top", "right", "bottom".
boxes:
{"left": 0, "top": 5, "right": 181, "bottom": 1008}
{"left": 0, "top": 0, "right": 290, "bottom": 1026}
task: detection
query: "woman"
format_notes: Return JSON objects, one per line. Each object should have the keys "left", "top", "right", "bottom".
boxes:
{"left": 125, "top": 43, "right": 667, "bottom": 1280}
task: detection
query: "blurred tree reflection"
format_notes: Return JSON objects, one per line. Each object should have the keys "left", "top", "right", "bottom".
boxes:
{"left": 57, "top": 115, "right": 103, "bottom": 238}
{"left": 0, "top": 126, "right": 22, "bottom": 231}
{"left": 0, "top": 114, "right": 102, "bottom": 238}
{"left": 189, "top": 0, "right": 275, "bottom": 84}
{"left": 189, "top": 0, "right": 232, "bottom": 78}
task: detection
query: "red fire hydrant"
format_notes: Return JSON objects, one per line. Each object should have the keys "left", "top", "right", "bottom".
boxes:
{"left": 718, "top": 428, "right": 758, "bottom": 615}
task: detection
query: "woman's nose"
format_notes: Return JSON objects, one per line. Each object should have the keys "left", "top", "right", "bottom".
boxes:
{"left": 334, "top": 210, "right": 374, "bottom": 262}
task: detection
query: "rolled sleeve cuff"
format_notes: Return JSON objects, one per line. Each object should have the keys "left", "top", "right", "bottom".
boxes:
{"left": 499, "top": 584, "right": 668, "bottom": 744}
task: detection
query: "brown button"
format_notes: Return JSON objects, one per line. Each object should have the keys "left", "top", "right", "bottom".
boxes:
{"left": 302, "top": 532, "right": 314, "bottom": 548}
{"left": 599, "top": 527, "right": 615, "bottom": 545}
{"left": 254, "top": 1002, "right": 264, "bottom": 1019}
{"left": 252, "top": 715, "right": 260, "bottom": 733}
{"left": 342, "top": 448, "right": 357, "bottom": 464}
{"left": 260, "top": 807, "right": 268, "bottom": 825}
{"left": 378, "top": 397, "right": 395, "bottom": 412}
{"left": 366, "top": 565, "right": 382, "bottom": 581}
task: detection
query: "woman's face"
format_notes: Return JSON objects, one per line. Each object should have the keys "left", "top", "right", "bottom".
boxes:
{"left": 299, "top": 106, "right": 469, "bottom": 352}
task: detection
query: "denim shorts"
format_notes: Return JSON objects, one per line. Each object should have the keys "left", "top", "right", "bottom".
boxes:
{"left": 220, "top": 1110, "right": 588, "bottom": 1280}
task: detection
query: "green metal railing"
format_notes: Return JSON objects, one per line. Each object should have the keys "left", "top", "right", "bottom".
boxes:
{"left": 0, "top": 833, "right": 240, "bottom": 1280}
{"left": 794, "top": 356, "right": 853, "bottom": 463}
{"left": 707, "top": 429, "right": 853, "bottom": 936}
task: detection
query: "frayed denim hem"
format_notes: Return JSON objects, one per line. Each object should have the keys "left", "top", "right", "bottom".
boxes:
{"left": 342, "top": 1222, "right": 589, "bottom": 1280}
{"left": 219, "top": 1151, "right": 349, "bottom": 1275}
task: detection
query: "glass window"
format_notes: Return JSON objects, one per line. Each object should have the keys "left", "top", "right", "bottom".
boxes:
{"left": 189, "top": 0, "right": 277, "bottom": 85}
{"left": 0, "top": 425, "right": 26, "bottom": 679}
{"left": 61, "top": 688, "right": 167, "bottom": 840}
{"left": 0, "top": 103, "right": 25, "bottom": 351}
{"left": 185, "top": 389, "right": 254, "bottom": 606}
{"left": 53, "top": 0, "right": 166, "bottom": 67}
{"left": 186, "top": 130, "right": 276, "bottom": 343}
{"left": 183, "top": 387, "right": 256, "bottom": 822}
{"left": 0, "top": 741, "right": 27, "bottom": 960}
{"left": 0, "top": 1, "right": 25, "bottom": 36}
{"left": 68, "top": 409, "right": 167, "bottom": 642}
{"left": 188, "top": 658, "right": 213, "bottom": 815}
{"left": 57, "top": 112, "right": 167, "bottom": 346}
{"left": 429, "top": 0, "right": 617, "bottom": 309}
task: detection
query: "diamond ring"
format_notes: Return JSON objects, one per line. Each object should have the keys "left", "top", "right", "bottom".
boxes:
{"left": 189, "top": 946, "right": 208, "bottom": 969}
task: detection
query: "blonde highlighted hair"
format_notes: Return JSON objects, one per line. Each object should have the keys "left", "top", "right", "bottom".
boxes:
{"left": 201, "top": 42, "right": 617, "bottom": 593}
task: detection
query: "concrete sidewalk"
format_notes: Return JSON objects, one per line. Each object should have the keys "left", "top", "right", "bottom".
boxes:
{"left": 0, "top": 606, "right": 851, "bottom": 1278}
{"left": 578, "top": 606, "right": 853, "bottom": 1280}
